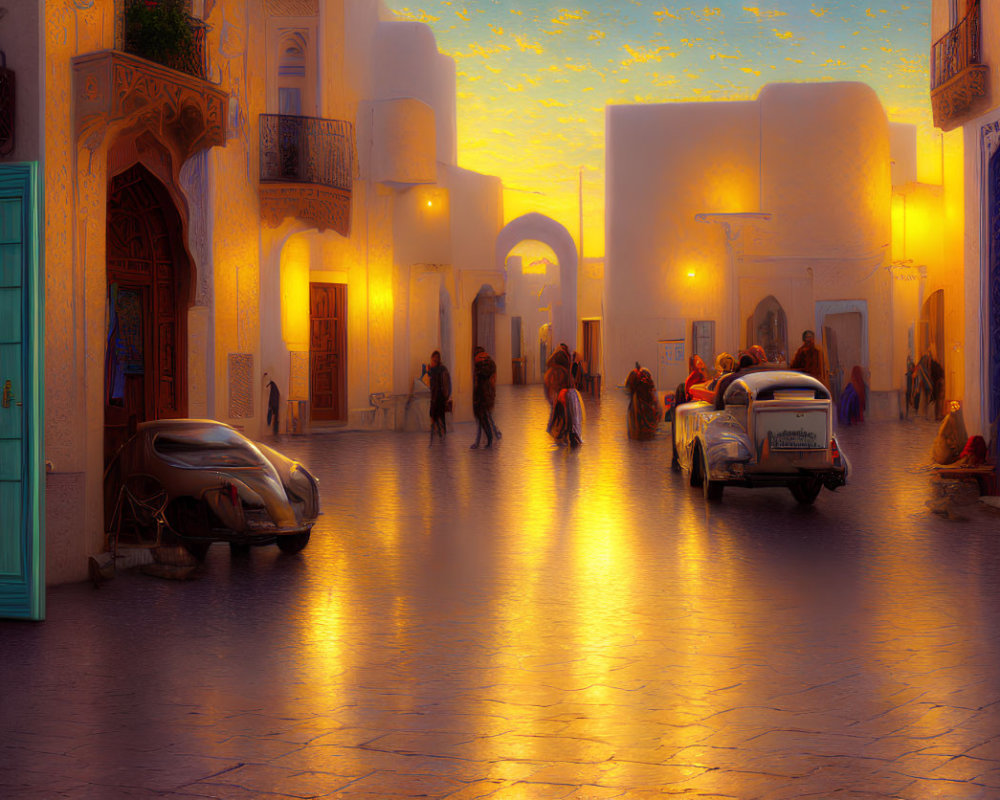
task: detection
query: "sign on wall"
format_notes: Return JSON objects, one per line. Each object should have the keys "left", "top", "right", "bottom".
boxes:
{"left": 657, "top": 338, "right": 685, "bottom": 393}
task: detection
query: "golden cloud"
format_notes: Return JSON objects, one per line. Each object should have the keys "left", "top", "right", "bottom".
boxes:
{"left": 743, "top": 6, "right": 788, "bottom": 19}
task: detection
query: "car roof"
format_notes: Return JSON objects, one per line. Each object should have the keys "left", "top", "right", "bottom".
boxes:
{"left": 138, "top": 419, "right": 239, "bottom": 434}
{"left": 728, "top": 370, "right": 828, "bottom": 396}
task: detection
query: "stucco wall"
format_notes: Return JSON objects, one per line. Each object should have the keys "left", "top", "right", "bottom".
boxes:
{"left": 606, "top": 82, "right": 895, "bottom": 399}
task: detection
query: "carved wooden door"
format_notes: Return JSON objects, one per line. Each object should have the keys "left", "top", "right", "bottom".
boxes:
{"left": 310, "top": 283, "right": 346, "bottom": 421}
{"left": 105, "top": 165, "right": 188, "bottom": 463}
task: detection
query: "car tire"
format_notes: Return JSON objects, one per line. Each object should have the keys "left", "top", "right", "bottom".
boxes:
{"left": 699, "top": 445, "right": 724, "bottom": 502}
{"left": 276, "top": 532, "right": 310, "bottom": 554}
{"left": 690, "top": 443, "right": 704, "bottom": 488}
{"left": 670, "top": 422, "right": 681, "bottom": 473}
{"left": 183, "top": 540, "right": 211, "bottom": 562}
{"left": 790, "top": 478, "right": 822, "bottom": 505}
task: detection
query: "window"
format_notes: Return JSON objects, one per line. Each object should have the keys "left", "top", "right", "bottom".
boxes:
{"left": 278, "top": 87, "right": 302, "bottom": 115}
{"left": 268, "top": 25, "right": 317, "bottom": 116}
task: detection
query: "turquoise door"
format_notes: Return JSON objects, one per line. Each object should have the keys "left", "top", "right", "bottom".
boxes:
{"left": 0, "top": 162, "right": 43, "bottom": 620}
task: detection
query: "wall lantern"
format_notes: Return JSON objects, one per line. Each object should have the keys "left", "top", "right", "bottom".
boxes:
{"left": 0, "top": 51, "right": 13, "bottom": 157}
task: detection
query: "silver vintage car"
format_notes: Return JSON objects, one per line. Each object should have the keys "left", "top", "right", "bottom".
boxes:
{"left": 104, "top": 419, "right": 320, "bottom": 558}
{"left": 671, "top": 369, "right": 849, "bottom": 503}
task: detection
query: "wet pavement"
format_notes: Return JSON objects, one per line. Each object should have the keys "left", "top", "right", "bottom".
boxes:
{"left": 3, "top": 385, "right": 1000, "bottom": 799}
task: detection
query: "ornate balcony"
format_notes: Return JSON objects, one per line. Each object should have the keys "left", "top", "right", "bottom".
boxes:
{"left": 258, "top": 114, "right": 355, "bottom": 236}
{"left": 931, "top": 0, "right": 988, "bottom": 131}
{"left": 73, "top": 49, "right": 227, "bottom": 164}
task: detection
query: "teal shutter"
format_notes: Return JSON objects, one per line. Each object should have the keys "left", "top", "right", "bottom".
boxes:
{"left": 0, "top": 162, "right": 44, "bottom": 620}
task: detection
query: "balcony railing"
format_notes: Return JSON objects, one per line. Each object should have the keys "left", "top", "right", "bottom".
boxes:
{"left": 116, "top": 0, "right": 209, "bottom": 81}
{"left": 258, "top": 114, "right": 355, "bottom": 235}
{"left": 931, "top": 1, "right": 981, "bottom": 91}
{"left": 259, "top": 114, "right": 355, "bottom": 192}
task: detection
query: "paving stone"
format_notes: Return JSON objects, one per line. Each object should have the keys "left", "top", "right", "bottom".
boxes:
{"left": 1, "top": 388, "right": 999, "bottom": 798}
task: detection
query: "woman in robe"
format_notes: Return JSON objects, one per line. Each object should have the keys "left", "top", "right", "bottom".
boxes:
{"left": 838, "top": 365, "right": 866, "bottom": 425}
{"left": 427, "top": 350, "right": 451, "bottom": 443}
{"left": 625, "top": 364, "right": 659, "bottom": 440}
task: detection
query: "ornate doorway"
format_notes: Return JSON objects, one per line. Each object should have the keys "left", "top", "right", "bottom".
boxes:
{"left": 104, "top": 164, "right": 190, "bottom": 463}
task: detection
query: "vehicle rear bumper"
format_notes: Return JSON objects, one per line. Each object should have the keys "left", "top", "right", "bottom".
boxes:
{"left": 727, "top": 468, "right": 847, "bottom": 490}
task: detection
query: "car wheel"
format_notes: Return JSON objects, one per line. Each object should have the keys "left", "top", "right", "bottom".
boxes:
{"left": 790, "top": 478, "right": 822, "bottom": 505}
{"left": 183, "top": 540, "right": 211, "bottom": 562}
{"left": 276, "top": 532, "right": 310, "bottom": 554}
{"left": 229, "top": 541, "right": 251, "bottom": 556}
{"left": 670, "top": 422, "right": 681, "bottom": 473}
{"left": 689, "top": 443, "right": 704, "bottom": 488}
{"left": 699, "top": 445, "right": 724, "bottom": 502}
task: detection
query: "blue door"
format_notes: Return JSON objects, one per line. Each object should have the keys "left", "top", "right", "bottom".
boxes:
{"left": 0, "top": 162, "right": 43, "bottom": 620}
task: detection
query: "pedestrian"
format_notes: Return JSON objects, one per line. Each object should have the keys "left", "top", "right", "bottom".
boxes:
{"left": 471, "top": 346, "right": 497, "bottom": 449}
{"left": 625, "top": 363, "right": 659, "bottom": 440}
{"left": 790, "top": 330, "right": 830, "bottom": 387}
{"left": 427, "top": 350, "right": 451, "bottom": 443}
{"left": 838, "top": 365, "right": 866, "bottom": 425}
{"left": 544, "top": 346, "right": 582, "bottom": 446}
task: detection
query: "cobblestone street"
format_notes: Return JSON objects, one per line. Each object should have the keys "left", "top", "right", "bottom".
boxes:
{"left": 3, "top": 386, "right": 1000, "bottom": 799}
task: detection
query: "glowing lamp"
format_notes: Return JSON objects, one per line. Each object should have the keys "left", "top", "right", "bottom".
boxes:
{"left": 687, "top": 270, "right": 696, "bottom": 278}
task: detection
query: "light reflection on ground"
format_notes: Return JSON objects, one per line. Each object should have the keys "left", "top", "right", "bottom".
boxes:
{"left": 2, "top": 385, "right": 999, "bottom": 799}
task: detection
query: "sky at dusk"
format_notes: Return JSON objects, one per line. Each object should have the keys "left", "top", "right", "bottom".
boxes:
{"left": 387, "top": 1, "right": 934, "bottom": 258}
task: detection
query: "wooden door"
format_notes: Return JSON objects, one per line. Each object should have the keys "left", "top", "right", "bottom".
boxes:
{"left": 310, "top": 283, "right": 347, "bottom": 421}
{"left": 105, "top": 165, "right": 188, "bottom": 464}
{"left": 582, "top": 319, "right": 600, "bottom": 376}
{"left": 0, "top": 163, "right": 43, "bottom": 620}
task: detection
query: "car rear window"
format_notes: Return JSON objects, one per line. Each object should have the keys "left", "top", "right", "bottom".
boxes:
{"left": 153, "top": 432, "right": 266, "bottom": 468}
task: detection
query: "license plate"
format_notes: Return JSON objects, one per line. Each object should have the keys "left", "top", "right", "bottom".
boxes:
{"left": 756, "top": 410, "right": 827, "bottom": 450}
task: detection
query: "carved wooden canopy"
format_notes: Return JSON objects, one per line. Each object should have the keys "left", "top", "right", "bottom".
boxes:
{"left": 259, "top": 183, "right": 351, "bottom": 237}
{"left": 73, "top": 50, "right": 227, "bottom": 164}
{"left": 931, "top": 64, "right": 988, "bottom": 132}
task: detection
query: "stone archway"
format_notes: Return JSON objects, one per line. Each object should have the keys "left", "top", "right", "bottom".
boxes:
{"left": 495, "top": 213, "right": 578, "bottom": 350}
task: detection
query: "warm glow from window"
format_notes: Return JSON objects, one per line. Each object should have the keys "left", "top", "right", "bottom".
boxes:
{"left": 280, "top": 235, "right": 311, "bottom": 349}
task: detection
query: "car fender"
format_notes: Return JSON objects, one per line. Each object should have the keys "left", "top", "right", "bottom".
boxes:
{"left": 702, "top": 415, "right": 752, "bottom": 481}
{"left": 255, "top": 442, "right": 321, "bottom": 520}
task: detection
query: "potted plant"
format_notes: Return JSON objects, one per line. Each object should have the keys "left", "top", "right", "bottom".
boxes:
{"left": 123, "top": 0, "right": 194, "bottom": 71}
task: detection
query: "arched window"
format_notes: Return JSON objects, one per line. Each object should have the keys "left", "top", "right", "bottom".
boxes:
{"left": 269, "top": 26, "right": 316, "bottom": 116}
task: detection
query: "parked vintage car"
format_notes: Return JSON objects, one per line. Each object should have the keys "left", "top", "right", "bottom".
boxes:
{"left": 104, "top": 419, "right": 320, "bottom": 558}
{"left": 671, "top": 369, "right": 849, "bottom": 503}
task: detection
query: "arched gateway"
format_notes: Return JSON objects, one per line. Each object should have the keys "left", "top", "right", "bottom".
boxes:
{"left": 495, "top": 213, "right": 578, "bottom": 350}
{"left": 104, "top": 163, "right": 192, "bottom": 462}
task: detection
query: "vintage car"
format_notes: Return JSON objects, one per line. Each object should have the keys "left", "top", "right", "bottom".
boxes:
{"left": 104, "top": 419, "right": 320, "bottom": 558}
{"left": 671, "top": 369, "right": 849, "bottom": 503}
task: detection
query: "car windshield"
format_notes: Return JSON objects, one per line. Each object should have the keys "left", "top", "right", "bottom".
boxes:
{"left": 152, "top": 427, "right": 267, "bottom": 468}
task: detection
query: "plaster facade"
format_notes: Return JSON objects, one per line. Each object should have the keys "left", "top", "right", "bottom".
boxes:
{"left": 605, "top": 82, "right": 923, "bottom": 413}
{"left": 930, "top": 0, "right": 999, "bottom": 438}
{"left": 13, "top": 0, "right": 502, "bottom": 585}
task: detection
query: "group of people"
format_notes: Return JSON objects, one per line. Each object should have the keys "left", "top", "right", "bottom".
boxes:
{"left": 544, "top": 343, "right": 585, "bottom": 447}
{"left": 624, "top": 328, "right": 864, "bottom": 439}
{"left": 424, "top": 346, "right": 501, "bottom": 448}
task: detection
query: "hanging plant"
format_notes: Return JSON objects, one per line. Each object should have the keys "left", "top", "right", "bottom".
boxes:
{"left": 123, "top": 0, "right": 194, "bottom": 69}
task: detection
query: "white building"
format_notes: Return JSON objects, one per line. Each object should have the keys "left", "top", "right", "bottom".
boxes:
{"left": 605, "top": 81, "right": 938, "bottom": 415}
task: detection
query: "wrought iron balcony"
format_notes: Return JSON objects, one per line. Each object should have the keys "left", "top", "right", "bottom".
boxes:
{"left": 259, "top": 114, "right": 356, "bottom": 236}
{"left": 931, "top": 0, "right": 987, "bottom": 131}
{"left": 116, "top": 0, "right": 210, "bottom": 81}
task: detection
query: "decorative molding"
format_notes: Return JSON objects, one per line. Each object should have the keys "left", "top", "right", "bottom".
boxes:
{"left": 72, "top": 50, "right": 227, "bottom": 163}
{"left": 228, "top": 353, "right": 254, "bottom": 419}
{"left": 931, "top": 64, "right": 988, "bottom": 132}
{"left": 265, "top": 0, "right": 318, "bottom": 16}
{"left": 289, "top": 351, "right": 309, "bottom": 402}
{"left": 259, "top": 183, "right": 351, "bottom": 236}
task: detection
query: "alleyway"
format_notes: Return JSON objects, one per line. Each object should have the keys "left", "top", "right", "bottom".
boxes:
{"left": 2, "top": 386, "right": 1000, "bottom": 799}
